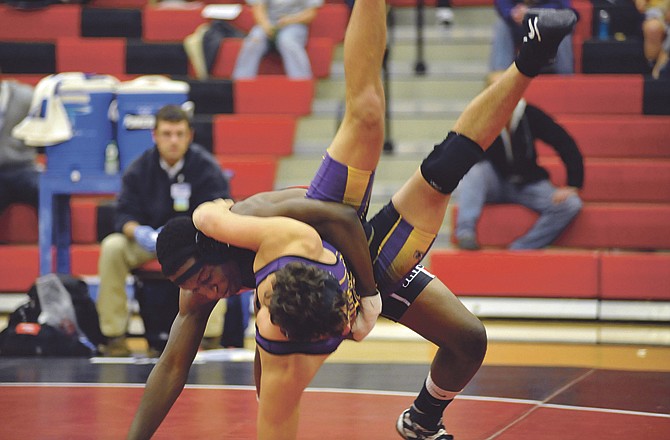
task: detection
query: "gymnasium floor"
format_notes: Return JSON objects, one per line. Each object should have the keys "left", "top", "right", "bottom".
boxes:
{"left": 1, "top": 318, "right": 669, "bottom": 439}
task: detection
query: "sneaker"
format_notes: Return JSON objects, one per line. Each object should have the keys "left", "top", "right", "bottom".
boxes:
{"left": 456, "top": 234, "right": 480, "bottom": 251}
{"left": 515, "top": 8, "right": 577, "bottom": 77}
{"left": 200, "top": 336, "right": 222, "bottom": 350}
{"left": 436, "top": 7, "right": 454, "bottom": 26}
{"left": 146, "top": 347, "right": 163, "bottom": 358}
{"left": 396, "top": 409, "right": 454, "bottom": 440}
{"left": 104, "top": 336, "right": 131, "bottom": 357}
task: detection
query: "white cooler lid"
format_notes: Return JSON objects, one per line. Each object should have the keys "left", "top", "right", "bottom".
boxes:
{"left": 117, "top": 75, "right": 190, "bottom": 94}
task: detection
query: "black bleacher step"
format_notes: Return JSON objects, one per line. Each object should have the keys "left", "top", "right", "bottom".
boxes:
{"left": 581, "top": 39, "right": 649, "bottom": 74}
{"left": 0, "top": 41, "right": 55, "bottom": 74}
{"left": 81, "top": 7, "right": 142, "bottom": 39}
{"left": 191, "top": 114, "right": 214, "bottom": 153}
{"left": 185, "top": 78, "right": 234, "bottom": 115}
{"left": 643, "top": 77, "right": 670, "bottom": 115}
{"left": 126, "top": 40, "right": 188, "bottom": 75}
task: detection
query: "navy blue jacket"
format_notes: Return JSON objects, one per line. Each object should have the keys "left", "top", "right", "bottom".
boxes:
{"left": 115, "top": 143, "right": 230, "bottom": 231}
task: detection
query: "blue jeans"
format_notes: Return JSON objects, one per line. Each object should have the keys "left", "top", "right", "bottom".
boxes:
{"left": 488, "top": 16, "right": 574, "bottom": 74}
{"left": 455, "top": 161, "right": 582, "bottom": 249}
{"left": 232, "top": 23, "right": 312, "bottom": 79}
{"left": 0, "top": 164, "right": 40, "bottom": 214}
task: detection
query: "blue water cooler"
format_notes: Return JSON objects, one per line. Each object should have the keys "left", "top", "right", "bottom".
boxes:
{"left": 44, "top": 74, "right": 118, "bottom": 179}
{"left": 115, "top": 76, "right": 190, "bottom": 171}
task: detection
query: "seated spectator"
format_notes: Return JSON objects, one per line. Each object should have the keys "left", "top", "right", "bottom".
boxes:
{"left": 488, "top": 0, "right": 575, "bottom": 80}
{"left": 0, "top": 80, "right": 39, "bottom": 220}
{"left": 232, "top": 0, "right": 323, "bottom": 79}
{"left": 96, "top": 105, "right": 231, "bottom": 357}
{"left": 454, "top": 77, "right": 583, "bottom": 250}
{"left": 635, "top": 0, "right": 670, "bottom": 78}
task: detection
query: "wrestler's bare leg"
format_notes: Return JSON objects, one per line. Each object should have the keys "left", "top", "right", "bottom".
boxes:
{"left": 325, "top": 0, "right": 387, "bottom": 172}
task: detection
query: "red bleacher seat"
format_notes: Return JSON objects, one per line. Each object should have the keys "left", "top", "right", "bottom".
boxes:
{"left": 142, "top": 5, "right": 207, "bottom": 42}
{"left": 137, "top": 259, "right": 163, "bottom": 272}
{"left": 572, "top": 0, "right": 593, "bottom": 73}
{"left": 0, "top": 204, "right": 37, "bottom": 244}
{"left": 525, "top": 75, "right": 643, "bottom": 115}
{"left": 217, "top": 155, "right": 278, "bottom": 200}
{"left": 600, "top": 252, "right": 670, "bottom": 301}
{"left": 572, "top": 0, "right": 593, "bottom": 43}
{"left": 0, "top": 4, "right": 80, "bottom": 40}
{"left": 557, "top": 204, "right": 670, "bottom": 249}
{"left": 451, "top": 0, "right": 494, "bottom": 5}
{"left": 87, "top": 0, "right": 147, "bottom": 8}
{"left": 56, "top": 37, "right": 126, "bottom": 75}
{"left": 70, "top": 197, "right": 107, "bottom": 245}
{"left": 547, "top": 115, "right": 670, "bottom": 158}
{"left": 388, "top": 0, "right": 494, "bottom": 7}
{"left": 539, "top": 157, "right": 670, "bottom": 203}
{"left": 211, "top": 38, "right": 334, "bottom": 79}
{"left": 0, "top": 75, "right": 47, "bottom": 87}
{"left": 234, "top": 76, "right": 315, "bottom": 115}
{"left": 309, "top": 3, "right": 349, "bottom": 43}
{"left": 71, "top": 244, "right": 101, "bottom": 276}
{"left": 212, "top": 114, "right": 297, "bottom": 156}
{"left": 428, "top": 249, "right": 600, "bottom": 298}
{"left": 452, "top": 203, "right": 670, "bottom": 250}
{"left": 0, "top": 245, "right": 39, "bottom": 292}
{"left": 389, "top": 0, "right": 437, "bottom": 6}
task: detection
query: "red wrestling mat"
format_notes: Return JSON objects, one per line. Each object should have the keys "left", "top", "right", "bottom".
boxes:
{"left": 1, "top": 385, "right": 669, "bottom": 439}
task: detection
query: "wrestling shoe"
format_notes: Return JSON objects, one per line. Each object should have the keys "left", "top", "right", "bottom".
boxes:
{"left": 515, "top": 8, "right": 577, "bottom": 77}
{"left": 104, "top": 336, "right": 131, "bottom": 357}
{"left": 396, "top": 409, "right": 454, "bottom": 440}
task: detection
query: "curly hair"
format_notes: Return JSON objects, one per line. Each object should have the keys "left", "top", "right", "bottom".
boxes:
{"left": 269, "top": 262, "right": 348, "bottom": 342}
{"left": 156, "top": 216, "right": 198, "bottom": 277}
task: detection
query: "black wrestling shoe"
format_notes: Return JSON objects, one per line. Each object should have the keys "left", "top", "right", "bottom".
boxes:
{"left": 515, "top": 8, "right": 578, "bottom": 77}
{"left": 396, "top": 409, "right": 454, "bottom": 440}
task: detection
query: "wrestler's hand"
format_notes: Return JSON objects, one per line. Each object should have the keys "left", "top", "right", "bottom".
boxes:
{"left": 212, "top": 198, "right": 235, "bottom": 211}
{"left": 350, "top": 291, "right": 382, "bottom": 341}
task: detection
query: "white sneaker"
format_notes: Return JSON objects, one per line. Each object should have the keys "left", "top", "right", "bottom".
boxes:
{"left": 436, "top": 7, "right": 454, "bottom": 26}
{"left": 396, "top": 409, "right": 454, "bottom": 440}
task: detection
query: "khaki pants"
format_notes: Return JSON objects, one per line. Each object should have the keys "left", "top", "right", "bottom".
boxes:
{"left": 203, "top": 299, "right": 226, "bottom": 339}
{"left": 97, "top": 232, "right": 227, "bottom": 340}
{"left": 96, "top": 233, "right": 155, "bottom": 338}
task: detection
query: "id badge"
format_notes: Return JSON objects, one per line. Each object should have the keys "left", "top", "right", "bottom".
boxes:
{"left": 171, "top": 182, "right": 192, "bottom": 212}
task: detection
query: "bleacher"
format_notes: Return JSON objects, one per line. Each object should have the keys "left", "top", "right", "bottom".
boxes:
{"left": 0, "top": 0, "right": 668, "bottom": 324}
{"left": 0, "top": 1, "right": 348, "bottom": 295}
{"left": 433, "top": 3, "right": 670, "bottom": 320}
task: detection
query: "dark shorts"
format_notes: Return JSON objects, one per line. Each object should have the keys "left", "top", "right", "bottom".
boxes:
{"left": 306, "top": 153, "right": 437, "bottom": 321}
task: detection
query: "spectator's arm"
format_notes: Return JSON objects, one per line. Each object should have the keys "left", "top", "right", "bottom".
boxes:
{"left": 115, "top": 170, "right": 146, "bottom": 233}
{"left": 127, "top": 298, "right": 213, "bottom": 440}
{"left": 277, "top": 6, "right": 319, "bottom": 27}
{"left": 251, "top": 2, "right": 275, "bottom": 36}
{"left": 495, "top": 0, "right": 520, "bottom": 21}
{"left": 527, "top": 104, "right": 584, "bottom": 189}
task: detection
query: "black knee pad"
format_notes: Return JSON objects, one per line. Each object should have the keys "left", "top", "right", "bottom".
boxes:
{"left": 420, "top": 132, "right": 484, "bottom": 194}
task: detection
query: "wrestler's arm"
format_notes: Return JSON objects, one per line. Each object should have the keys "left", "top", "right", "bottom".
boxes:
{"left": 127, "top": 295, "right": 214, "bottom": 440}
{"left": 194, "top": 198, "right": 322, "bottom": 266}
{"left": 233, "top": 196, "right": 377, "bottom": 298}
